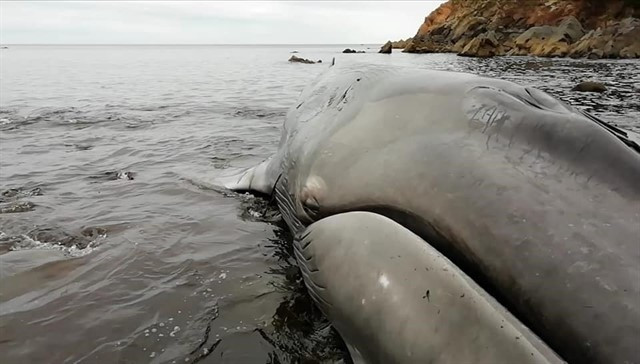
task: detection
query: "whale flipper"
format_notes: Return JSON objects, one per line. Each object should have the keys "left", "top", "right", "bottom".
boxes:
{"left": 295, "top": 212, "right": 565, "bottom": 364}
{"left": 215, "top": 158, "right": 277, "bottom": 195}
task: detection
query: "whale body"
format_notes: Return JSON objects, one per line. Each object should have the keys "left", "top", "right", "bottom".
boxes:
{"left": 220, "top": 64, "right": 640, "bottom": 364}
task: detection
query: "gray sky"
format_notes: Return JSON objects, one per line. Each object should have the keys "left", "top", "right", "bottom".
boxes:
{"left": 0, "top": 1, "right": 444, "bottom": 44}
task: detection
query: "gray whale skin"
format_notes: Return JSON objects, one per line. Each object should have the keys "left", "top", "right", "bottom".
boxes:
{"left": 219, "top": 63, "right": 640, "bottom": 364}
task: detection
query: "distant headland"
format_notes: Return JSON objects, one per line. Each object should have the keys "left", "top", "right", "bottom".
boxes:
{"left": 382, "top": 0, "right": 640, "bottom": 58}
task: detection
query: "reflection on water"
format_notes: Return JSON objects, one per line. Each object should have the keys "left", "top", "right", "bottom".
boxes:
{"left": 259, "top": 218, "right": 350, "bottom": 364}
{"left": 0, "top": 45, "right": 638, "bottom": 363}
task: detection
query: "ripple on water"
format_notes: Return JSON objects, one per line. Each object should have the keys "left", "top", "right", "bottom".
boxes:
{"left": 0, "top": 106, "right": 169, "bottom": 131}
{"left": 229, "top": 106, "right": 288, "bottom": 120}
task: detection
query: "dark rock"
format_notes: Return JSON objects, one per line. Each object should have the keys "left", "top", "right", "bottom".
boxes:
{"left": 342, "top": 48, "right": 365, "bottom": 54}
{"left": 572, "top": 81, "right": 607, "bottom": 93}
{"left": 317, "top": 60, "right": 322, "bottom": 63}
{"left": 379, "top": 41, "right": 393, "bottom": 54}
{"left": 288, "top": 55, "right": 315, "bottom": 64}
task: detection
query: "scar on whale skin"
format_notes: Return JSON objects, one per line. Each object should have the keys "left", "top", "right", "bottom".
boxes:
{"left": 300, "top": 176, "right": 326, "bottom": 214}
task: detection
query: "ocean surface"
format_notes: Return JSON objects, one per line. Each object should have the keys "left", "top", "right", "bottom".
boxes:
{"left": 1, "top": 45, "right": 639, "bottom": 363}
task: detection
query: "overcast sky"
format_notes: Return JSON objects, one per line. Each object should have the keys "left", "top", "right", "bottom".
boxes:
{"left": 0, "top": 1, "right": 444, "bottom": 44}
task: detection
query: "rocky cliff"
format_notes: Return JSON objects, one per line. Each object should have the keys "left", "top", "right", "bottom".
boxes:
{"left": 390, "top": 38, "right": 413, "bottom": 49}
{"left": 400, "top": 0, "right": 640, "bottom": 58}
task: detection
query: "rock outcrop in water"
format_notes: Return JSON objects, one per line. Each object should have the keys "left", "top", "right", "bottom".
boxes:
{"left": 378, "top": 38, "right": 413, "bottom": 53}
{"left": 288, "top": 55, "right": 316, "bottom": 64}
{"left": 401, "top": 0, "right": 640, "bottom": 59}
{"left": 342, "top": 48, "right": 365, "bottom": 54}
{"left": 379, "top": 41, "right": 393, "bottom": 54}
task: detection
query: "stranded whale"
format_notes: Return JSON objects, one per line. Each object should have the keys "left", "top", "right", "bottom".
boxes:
{"left": 220, "top": 64, "right": 640, "bottom": 364}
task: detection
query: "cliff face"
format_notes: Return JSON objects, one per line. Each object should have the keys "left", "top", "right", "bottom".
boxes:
{"left": 403, "top": 0, "right": 640, "bottom": 58}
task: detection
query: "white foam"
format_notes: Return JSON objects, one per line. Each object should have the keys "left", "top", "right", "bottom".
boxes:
{"left": 249, "top": 210, "right": 262, "bottom": 218}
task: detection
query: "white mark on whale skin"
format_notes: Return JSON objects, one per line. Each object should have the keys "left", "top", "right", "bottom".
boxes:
{"left": 378, "top": 274, "right": 390, "bottom": 288}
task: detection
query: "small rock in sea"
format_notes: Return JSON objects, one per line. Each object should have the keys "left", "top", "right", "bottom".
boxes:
{"left": 288, "top": 55, "right": 315, "bottom": 64}
{"left": 379, "top": 41, "right": 392, "bottom": 54}
{"left": 317, "top": 59, "right": 322, "bottom": 63}
{"left": 290, "top": 50, "right": 298, "bottom": 53}
{"left": 572, "top": 81, "right": 607, "bottom": 93}
{"left": 342, "top": 48, "right": 365, "bottom": 54}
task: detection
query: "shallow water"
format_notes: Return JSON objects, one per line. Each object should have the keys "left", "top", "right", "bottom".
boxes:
{"left": 1, "top": 45, "right": 638, "bottom": 363}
